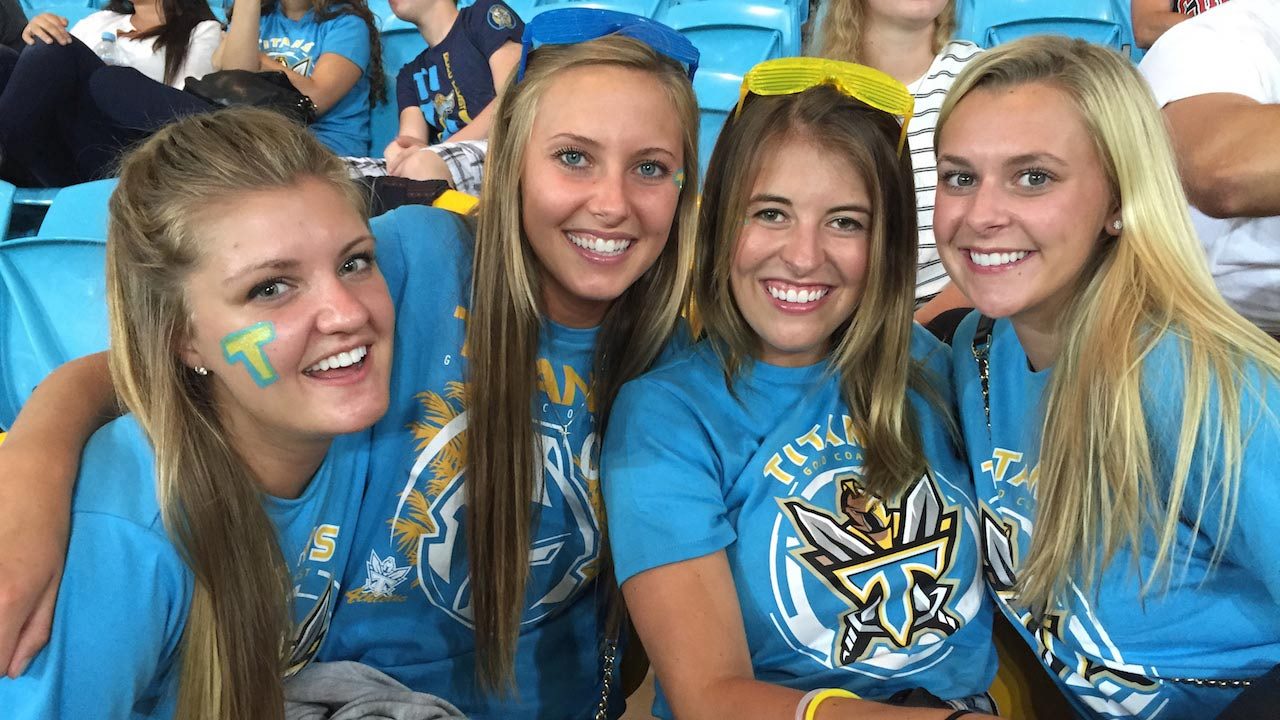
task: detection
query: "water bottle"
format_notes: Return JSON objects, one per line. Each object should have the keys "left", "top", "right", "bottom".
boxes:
{"left": 93, "top": 32, "right": 117, "bottom": 65}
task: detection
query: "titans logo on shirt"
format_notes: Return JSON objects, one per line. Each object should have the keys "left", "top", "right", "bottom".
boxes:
{"left": 780, "top": 473, "right": 963, "bottom": 666}
{"left": 346, "top": 370, "right": 601, "bottom": 628}
{"left": 487, "top": 3, "right": 516, "bottom": 30}
{"left": 261, "top": 36, "right": 316, "bottom": 76}
{"left": 979, "top": 446, "right": 1164, "bottom": 717}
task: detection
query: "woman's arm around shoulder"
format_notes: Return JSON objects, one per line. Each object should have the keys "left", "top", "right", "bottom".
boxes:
{"left": 0, "top": 352, "right": 120, "bottom": 678}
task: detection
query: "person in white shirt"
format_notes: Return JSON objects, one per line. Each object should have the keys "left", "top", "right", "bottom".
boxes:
{"left": 0, "top": 0, "right": 221, "bottom": 186}
{"left": 1139, "top": 0, "right": 1280, "bottom": 337}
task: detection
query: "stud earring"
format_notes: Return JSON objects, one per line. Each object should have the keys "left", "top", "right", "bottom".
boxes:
{"left": 1111, "top": 219, "right": 1124, "bottom": 232}
{"left": 194, "top": 366, "right": 209, "bottom": 376}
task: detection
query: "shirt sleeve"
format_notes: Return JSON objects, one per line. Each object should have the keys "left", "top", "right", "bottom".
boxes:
{"left": 0, "top": 514, "right": 191, "bottom": 718}
{"left": 603, "top": 377, "right": 736, "bottom": 586}
{"left": 319, "top": 13, "right": 372, "bottom": 75}
{"left": 395, "top": 57, "right": 421, "bottom": 114}
{"left": 1142, "top": 340, "right": 1280, "bottom": 605}
{"left": 463, "top": 0, "right": 524, "bottom": 57}
{"left": 171, "top": 20, "right": 223, "bottom": 87}
{"left": 1139, "top": 16, "right": 1269, "bottom": 106}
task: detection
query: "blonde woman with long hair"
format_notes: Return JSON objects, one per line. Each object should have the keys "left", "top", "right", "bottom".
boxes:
{"left": 813, "top": 0, "right": 981, "bottom": 327}
{"left": 935, "top": 36, "right": 1280, "bottom": 719}
{"left": 0, "top": 108, "right": 395, "bottom": 718}
{"left": 0, "top": 8, "right": 700, "bottom": 717}
{"left": 603, "top": 58, "right": 999, "bottom": 720}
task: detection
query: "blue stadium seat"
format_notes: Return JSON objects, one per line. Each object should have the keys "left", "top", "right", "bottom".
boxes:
{"left": 525, "top": 0, "right": 665, "bottom": 21}
{"left": 37, "top": 178, "right": 117, "bottom": 240}
{"left": 956, "top": 0, "right": 1140, "bottom": 61}
{"left": 690, "top": 69, "right": 738, "bottom": 182}
{"left": 371, "top": 20, "right": 428, "bottom": 154}
{"left": 0, "top": 182, "right": 15, "bottom": 241}
{"left": 658, "top": 1, "right": 796, "bottom": 77}
{"left": 0, "top": 236, "right": 108, "bottom": 428}
{"left": 21, "top": 0, "right": 99, "bottom": 28}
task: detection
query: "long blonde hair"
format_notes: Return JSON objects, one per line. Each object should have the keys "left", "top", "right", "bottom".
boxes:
{"left": 467, "top": 35, "right": 700, "bottom": 690}
{"left": 697, "top": 84, "right": 931, "bottom": 501}
{"left": 937, "top": 36, "right": 1280, "bottom": 612}
{"left": 819, "top": 0, "right": 956, "bottom": 64}
{"left": 107, "top": 108, "right": 366, "bottom": 720}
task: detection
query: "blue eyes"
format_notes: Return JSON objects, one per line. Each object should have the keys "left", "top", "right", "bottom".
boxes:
{"left": 557, "top": 149, "right": 586, "bottom": 167}
{"left": 245, "top": 253, "right": 376, "bottom": 302}
{"left": 553, "top": 148, "right": 671, "bottom": 180}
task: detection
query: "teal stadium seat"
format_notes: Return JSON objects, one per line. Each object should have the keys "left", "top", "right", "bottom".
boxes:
{"left": 525, "top": 0, "right": 665, "bottom": 21}
{"left": 0, "top": 237, "right": 109, "bottom": 428}
{"left": 370, "top": 19, "right": 428, "bottom": 154}
{"left": 21, "top": 0, "right": 99, "bottom": 28}
{"left": 659, "top": 0, "right": 798, "bottom": 70}
{"left": 0, "top": 182, "right": 15, "bottom": 240}
{"left": 956, "top": 0, "right": 1141, "bottom": 61}
{"left": 37, "top": 178, "right": 117, "bottom": 240}
{"left": 689, "top": 69, "right": 738, "bottom": 183}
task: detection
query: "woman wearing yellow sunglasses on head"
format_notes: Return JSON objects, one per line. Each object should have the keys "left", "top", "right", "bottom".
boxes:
{"left": 602, "top": 58, "right": 999, "bottom": 720}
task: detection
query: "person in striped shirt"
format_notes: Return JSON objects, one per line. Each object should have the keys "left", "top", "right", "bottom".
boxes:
{"left": 811, "top": 0, "right": 982, "bottom": 326}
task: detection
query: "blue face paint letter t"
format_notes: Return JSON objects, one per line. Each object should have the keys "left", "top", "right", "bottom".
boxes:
{"left": 221, "top": 321, "right": 279, "bottom": 387}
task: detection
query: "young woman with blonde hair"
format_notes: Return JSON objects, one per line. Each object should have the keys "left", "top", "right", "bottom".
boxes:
{"left": 0, "top": 107, "right": 394, "bottom": 718}
{"left": 935, "top": 35, "right": 1280, "bottom": 718}
{"left": 603, "top": 58, "right": 998, "bottom": 720}
{"left": 812, "top": 0, "right": 981, "bottom": 327}
{"left": 0, "top": 8, "right": 701, "bottom": 716}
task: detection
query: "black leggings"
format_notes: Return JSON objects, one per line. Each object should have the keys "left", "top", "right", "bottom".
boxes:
{"left": 0, "top": 38, "right": 209, "bottom": 187}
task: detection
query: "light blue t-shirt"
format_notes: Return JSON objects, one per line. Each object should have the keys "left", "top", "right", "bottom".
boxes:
{"left": 319, "top": 206, "right": 617, "bottom": 719}
{"left": 952, "top": 313, "right": 1280, "bottom": 719}
{"left": 260, "top": 7, "right": 372, "bottom": 156}
{"left": 0, "top": 416, "right": 371, "bottom": 718}
{"left": 604, "top": 328, "right": 996, "bottom": 719}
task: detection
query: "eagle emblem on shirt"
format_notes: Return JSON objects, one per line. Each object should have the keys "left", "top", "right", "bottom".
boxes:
{"left": 488, "top": 3, "right": 516, "bottom": 30}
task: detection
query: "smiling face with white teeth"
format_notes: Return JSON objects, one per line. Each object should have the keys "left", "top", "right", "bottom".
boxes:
{"left": 934, "top": 81, "right": 1121, "bottom": 336}
{"left": 519, "top": 64, "right": 685, "bottom": 328}
{"left": 180, "top": 176, "right": 394, "bottom": 453}
{"left": 730, "top": 136, "right": 872, "bottom": 367}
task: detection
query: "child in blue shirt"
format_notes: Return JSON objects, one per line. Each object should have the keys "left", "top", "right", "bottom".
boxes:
{"left": 216, "top": 0, "right": 386, "bottom": 156}
{"left": 383, "top": 0, "right": 522, "bottom": 178}
{"left": 932, "top": 36, "right": 1280, "bottom": 719}
{"left": 604, "top": 59, "right": 999, "bottom": 720}
{"left": 0, "top": 110, "right": 391, "bottom": 718}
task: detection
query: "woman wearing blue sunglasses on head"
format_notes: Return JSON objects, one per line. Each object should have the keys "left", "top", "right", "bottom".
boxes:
{"left": 0, "top": 8, "right": 700, "bottom": 719}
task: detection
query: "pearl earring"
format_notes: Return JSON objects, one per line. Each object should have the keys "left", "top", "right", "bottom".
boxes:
{"left": 194, "top": 366, "right": 209, "bottom": 376}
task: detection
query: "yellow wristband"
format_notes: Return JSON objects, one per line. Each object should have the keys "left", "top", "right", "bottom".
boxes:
{"left": 803, "top": 688, "right": 859, "bottom": 720}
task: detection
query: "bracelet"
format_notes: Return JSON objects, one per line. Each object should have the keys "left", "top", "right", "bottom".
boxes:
{"left": 801, "top": 688, "right": 859, "bottom": 720}
{"left": 794, "top": 690, "right": 823, "bottom": 720}
{"left": 942, "top": 710, "right": 976, "bottom": 720}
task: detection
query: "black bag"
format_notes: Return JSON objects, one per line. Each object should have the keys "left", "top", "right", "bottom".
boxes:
{"left": 184, "top": 70, "right": 318, "bottom": 126}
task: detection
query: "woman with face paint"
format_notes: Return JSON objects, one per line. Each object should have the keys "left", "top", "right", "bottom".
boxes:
{"left": 0, "top": 108, "right": 397, "bottom": 719}
{"left": 602, "top": 58, "right": 998, "bottom": 720}
{"left": 933, "top": 36, "right": 1280, "bottom": 718}
{"left": 0, "top": 9, "right": 700, "bottom": 718}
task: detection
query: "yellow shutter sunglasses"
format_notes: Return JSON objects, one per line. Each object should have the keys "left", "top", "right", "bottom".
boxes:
{"left": 734, "top": 57, "right": 916, "bottom": 156}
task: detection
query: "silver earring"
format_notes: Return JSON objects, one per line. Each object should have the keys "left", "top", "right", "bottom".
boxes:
{"left": 194, "top": 366, "right": 209, "bottom": 376}
{"left": 1112, "top": 219, "right": 1124, "bottom": 232}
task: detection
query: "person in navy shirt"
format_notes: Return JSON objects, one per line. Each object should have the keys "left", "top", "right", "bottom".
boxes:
{"left": 604, "top": 59, "right": 999, "bottom": 720}
{"left": 934, "top": 36, "right": 1280, "bottom": 719}
{"left": 383, "top": 0, "right": 522, "bottom": 179}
